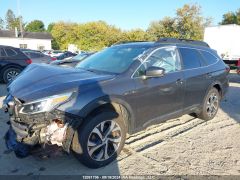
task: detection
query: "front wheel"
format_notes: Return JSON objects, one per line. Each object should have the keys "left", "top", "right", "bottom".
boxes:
{"left": 72, "top": 111, "right": 126, "bottom": 168}
{"left": 197, "top": 87, "right": 220, "bottom": 120}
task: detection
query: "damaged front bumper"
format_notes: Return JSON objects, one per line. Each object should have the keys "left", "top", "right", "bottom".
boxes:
{"left": 3, "top": 94, "right": 82, "bottom": 157}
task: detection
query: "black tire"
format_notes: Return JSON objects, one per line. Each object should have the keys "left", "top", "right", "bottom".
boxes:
{"left": 2, "top": 67, "right": 21, "bottom": 83}
{"left": 72, "top": 111, "right": 126, "bottom": 168}
{"left": 197, "top": 87, "right": 220, "bottom": 120}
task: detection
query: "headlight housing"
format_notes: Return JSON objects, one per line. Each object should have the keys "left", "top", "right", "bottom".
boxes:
{"left": 19, "top": 92, "right": 73, "bottom": 114}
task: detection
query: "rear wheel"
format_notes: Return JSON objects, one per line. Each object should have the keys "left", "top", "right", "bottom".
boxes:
{"left": 2, "top": 67, "right": 21, "bottom": 83}
{"left": 197, "top": 87, "right": 220, "bottom": 120}
{"left": 72, "top": 111, "right": 126, "bottom": 168}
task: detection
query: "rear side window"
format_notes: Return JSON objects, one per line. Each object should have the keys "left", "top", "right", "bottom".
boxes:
{"left": 179, "top": 48, "right": 203, "bottom": 70}
{"left": 0, "top": 48, "right": 7, "bottom": 57}
{"left": 200, "top": 51, "right": 218, "bottom": 65}
{"left": 5, "top": 48, "right": 18, "bottom": 57}
{"left": 28, "top": 52, "right": 43, "bottom": 58}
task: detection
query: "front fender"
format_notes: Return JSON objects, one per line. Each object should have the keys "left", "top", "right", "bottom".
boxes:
{"left": 79, "top": 95, "right": 136, "bottom": 134}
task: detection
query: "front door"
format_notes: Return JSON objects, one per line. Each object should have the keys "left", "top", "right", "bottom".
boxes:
{"left": 132, "top": 46, "right": 184, "bottom": 128}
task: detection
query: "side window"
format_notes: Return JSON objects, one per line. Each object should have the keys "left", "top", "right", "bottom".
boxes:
{"left": 5, "top": 48, "right": 18, "bottom": 57}
{"left": 134, "top": 47, "right": 181, "bottom": 77}
{"left": 34, "top": 53, "right": 42, "bottom": 58}
{"left": 179, "top": 48, "right": 203, "bottom": 70}
{"left": 200, "top": 51, "right": 218, "bottom": 65}
{"left": 0, "top": 48, "right": 7, "bottom": 57}
{"left": 30, "top": 52, "right": 42, "bottom": 58}
{"left": 39, "top": 53, "right": 44, "bottom": 57}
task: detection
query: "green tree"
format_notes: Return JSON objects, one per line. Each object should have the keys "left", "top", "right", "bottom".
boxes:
{"left": 5, "top": 9, "right": 23, "bottom": 30}
{"left": 0, "top": 18, "right": 4, "bottom": 29}
{"left": 51, "top": 22, "right": 79, "bottom": 50}
{"left": 148, "top": 17, "right": 179, "bottom": 40}
{"left": 220, "top": 12, "right": 237, "bottom": 25}
{"left": 51, "top": 21, "right": 123, "bottom": 51}
{"left": 76, "top": 21, "right": 121, "bottom": 51}
{"left": 148, "top": 4, "right": 211, "bottom": 41}
{"left": 47, "top": 23, "right": 55, "bottom": 32}
{"left": 25, "top": 20, "right": 45, "bottom": 32}
{"left": 175, "top": 4, "right": 211, "bottom": 40}
{"left": 237, "top": 9, "right": 240, "bottom": 24}
{"left": 47, "top": 23, "right": 58, "bottom": 49}
{"left": 119, "top": 29, "right": 154, "bottom": 43}
{"left": 220, "top": 9, "right": 240, "bottom": 25}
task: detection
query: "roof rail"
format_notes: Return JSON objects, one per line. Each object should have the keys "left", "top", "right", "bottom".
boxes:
{"left": 156, "top": 37, "right": 210, "bottom": 47}
{"left": 113, "top": 41, "right": 148, "bottom": 45}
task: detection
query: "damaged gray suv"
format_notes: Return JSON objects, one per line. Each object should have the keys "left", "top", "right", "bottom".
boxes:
{"left": 3, "top": 38, "right": 229, "bottom": 168}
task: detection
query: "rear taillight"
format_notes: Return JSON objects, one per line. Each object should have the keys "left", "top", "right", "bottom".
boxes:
{"left": 51, "top": 57, "right": 57, "bottom": 61}
{"left": 25, "top": 59, "right": 32, "bottom": 64}
{"left": 237, "top": 58, "right": 240, "bottom": 67}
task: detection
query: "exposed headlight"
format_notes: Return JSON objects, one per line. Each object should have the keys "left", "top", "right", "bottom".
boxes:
{"left": 19, "top": 92, "right": 73, "bottom": 114}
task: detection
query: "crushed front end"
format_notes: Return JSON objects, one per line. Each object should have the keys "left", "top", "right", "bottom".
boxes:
{"left": 3, "top": 93, "right": 81, "bottom": 158}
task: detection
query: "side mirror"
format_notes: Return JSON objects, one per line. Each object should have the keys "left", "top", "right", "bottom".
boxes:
{"left": 143, "top": 66, "right": 165, "bottom": 79}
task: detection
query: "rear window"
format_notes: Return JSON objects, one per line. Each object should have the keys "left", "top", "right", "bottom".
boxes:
{"left": 5, "top": 48, "right": 18, "bottom": 57}
{"left": 179, "top": 48, "right": 203, "bottom": 70}
{"left": 200, "top": 51, "right": 218, "bottom": 65}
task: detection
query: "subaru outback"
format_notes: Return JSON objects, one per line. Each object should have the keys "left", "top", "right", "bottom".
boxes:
{"left": 3, "top": 38, "right": 229, "bottom": 168}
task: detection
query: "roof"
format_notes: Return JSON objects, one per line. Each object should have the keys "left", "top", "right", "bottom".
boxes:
{"left": 114, "top": 40, "right": 211, "bottom": 50}
{"left": 0, "top": 30, "right": 52, "bottom": 40}
{"left": 113, "top": 41, "right": 156, "bottom": 48}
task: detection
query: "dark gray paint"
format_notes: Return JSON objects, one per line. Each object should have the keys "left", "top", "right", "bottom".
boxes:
{"left": 7, "top": 42, "right": 229, "bottom": 133}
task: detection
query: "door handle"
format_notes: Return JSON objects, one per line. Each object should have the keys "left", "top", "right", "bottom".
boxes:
{"left": 176, "top": 79, "right": 184, "bottom": 85}
{"left": 206, "top": 73, "right": 213, "bottom": 78}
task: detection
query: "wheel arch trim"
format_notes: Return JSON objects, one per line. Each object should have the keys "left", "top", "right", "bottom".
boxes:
{"left": 79, "top": 95, "right": 136, "bottom": 134}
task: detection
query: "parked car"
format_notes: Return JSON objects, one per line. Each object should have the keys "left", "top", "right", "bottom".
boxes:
{"left": 3, "top": 38, "right": 229, "bottom": 168}
{"left": 42, "top": 50, "right": 52, "bottom": 56}
{"left": 50, "top": 52, "right": 95, "bottom": 67}
{"left": 0, "top": 45, "right": 32, "bottom": 83}
{"left": 54, "top": 51, "right": 77, "bottom": 60}
{"left": 49, "top": 50, "right": 64, "bottom": 57}
{"left": 22, "top": 50, "right": 56, "bottom": 64}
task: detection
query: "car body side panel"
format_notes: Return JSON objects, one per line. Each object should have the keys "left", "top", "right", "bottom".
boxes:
{"left": 57, "top": 76, "right": 138, "bottom": 132}
{"left": 181, "top": 67, "right": 212, "bottom": 109}
{"left": 132, "top": 71, "right": 184, "bottom": 127}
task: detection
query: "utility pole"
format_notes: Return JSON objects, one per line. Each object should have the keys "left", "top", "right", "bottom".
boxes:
{"left": 17, "top": 0, "right": 23, "bottom": 38}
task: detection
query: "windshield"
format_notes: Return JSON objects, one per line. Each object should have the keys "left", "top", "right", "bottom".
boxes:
{"left": 73, "top": 53, "right": 90, "bottom": 61}
{"left": 76, "top": 46, "right": 148, "bottom": 74}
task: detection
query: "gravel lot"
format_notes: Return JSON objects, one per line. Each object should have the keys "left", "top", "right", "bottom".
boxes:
{"left": 0, "top": 74, "right": 240, "bottom": 176}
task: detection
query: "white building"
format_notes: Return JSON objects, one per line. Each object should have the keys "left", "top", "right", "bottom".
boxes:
{"left": 0, "top": 30, "right": 52, "bottom": 51}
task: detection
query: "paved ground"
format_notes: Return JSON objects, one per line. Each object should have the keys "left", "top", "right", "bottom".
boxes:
{"left": 0, "top": 74, "right": 240, "bottom": 176}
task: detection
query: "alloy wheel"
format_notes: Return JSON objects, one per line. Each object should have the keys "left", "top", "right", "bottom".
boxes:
{"left": 6, "top": 70, "right": 19, "bottom": 82}
{"left": 87, "top": 120, "right": 122, "bottom": 161}
{"left": 206, "top": 93, "right": 219, "bottom": 118}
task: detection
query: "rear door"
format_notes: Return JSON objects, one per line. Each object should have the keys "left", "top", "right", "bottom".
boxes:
{"left": 4, "top": 48, "right": 28, "bottom": 67}
{"left": 178, "top": 47, "right": 212, "bottom": 110}
{"left": 0, "top": 48, "right": 7, "bottom": 71}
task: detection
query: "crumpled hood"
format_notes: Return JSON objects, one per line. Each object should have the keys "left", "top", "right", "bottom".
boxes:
{"left": 8, "top": 64, "right": 115, "bottom": 102}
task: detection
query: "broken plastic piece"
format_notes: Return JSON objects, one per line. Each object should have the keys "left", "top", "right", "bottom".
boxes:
{"left": 4, "top": 127, "right": 31, "bottom": 158}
